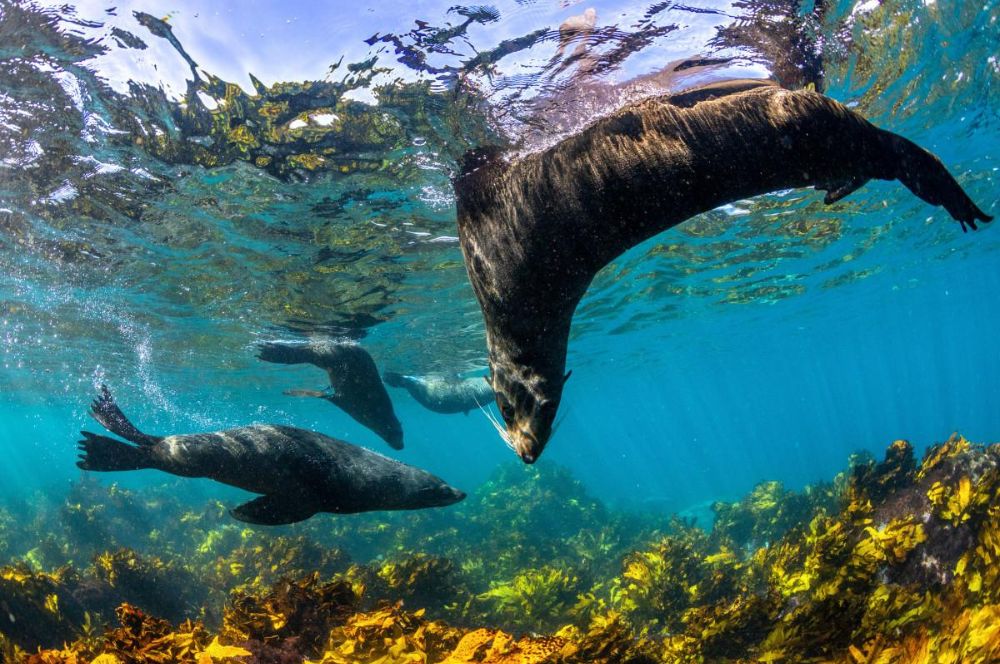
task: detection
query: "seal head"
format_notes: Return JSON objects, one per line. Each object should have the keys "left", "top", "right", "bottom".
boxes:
{"left": 487, "top": 361, "right": 569, "bottom": 463}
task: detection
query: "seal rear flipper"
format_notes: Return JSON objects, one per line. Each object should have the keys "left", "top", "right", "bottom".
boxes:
{"left": 230, "top": 494, "right": 318, "bottom": 525}
{"left": 76, "top": 431, "right": 153, "bottom": 471}
{"left": 882, "top": 132, "right": 993, "bottom": 231}
{"left": 89, "top": 385, "right": 161, "bottom": 446}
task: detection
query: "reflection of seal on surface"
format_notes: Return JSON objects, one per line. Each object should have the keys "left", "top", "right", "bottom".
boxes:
{"left": 257, "top": 339, "right": 403, "bottom": 450}
{"left": 383, "top": 372, "right": 494, "bottom": 415}
{"left": 456, "top": 81, "right": 992, "bottom": 464}
{"left": 77, "top": 386, "right": 464, "bottom": 524}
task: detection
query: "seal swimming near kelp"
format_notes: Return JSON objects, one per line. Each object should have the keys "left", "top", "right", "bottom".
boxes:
{"left": 383, "top": 372, "right": 494, "bottom": 415}
{"left": 455, "top": 80, "right": 992, "bottom": 464}
{"left": 76, "top": 386, "right": 464, "bottom": 524}
{"left": 258, "top": 339, "right": 403, "bottom": 449}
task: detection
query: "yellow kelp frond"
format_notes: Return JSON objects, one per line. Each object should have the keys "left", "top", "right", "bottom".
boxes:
{"left": 9, "top": 435, "right": 1000, "bottom": 664}
{"left": 221, "top": 572, "right": 357, "bottom": 658}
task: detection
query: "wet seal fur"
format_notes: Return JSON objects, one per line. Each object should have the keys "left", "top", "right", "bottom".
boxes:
{"left": 77, "top": 386, "right": 464, "bottom": 524}
{"left": 455, "top": 81, "right": 992, "bottom": 464}
{"left": 258, "top": 339, "right": 403, "bottom": 449}
{"left": 383, "top": 372, "right": 494, "bottom": 415}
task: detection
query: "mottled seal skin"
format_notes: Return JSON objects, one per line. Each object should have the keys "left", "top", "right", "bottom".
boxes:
{"left": 455, "top": 81, "right": 992, "bottom": 464}
{"left": 76, "top": 386, "right": 464, "bottom": 524}
{"left": 383, "top": 372, "right": 494, "bottom": 415}
{"left": 258, "top": 339, "right": 403, "bottom": 449}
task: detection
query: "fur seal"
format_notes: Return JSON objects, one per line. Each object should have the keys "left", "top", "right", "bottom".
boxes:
{"left": 76, "top": 386, "right": 463, "bottom": 524}
{"left": 257, "top": 339, "right": 403, "bottom": 449}
{"left": 455, "top": 81, "right": 992, "bottom": 464}
{"left": 383, "top": 372, "right": 494, "bottom": 415}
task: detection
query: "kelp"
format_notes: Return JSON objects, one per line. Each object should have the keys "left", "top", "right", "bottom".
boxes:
{"left": 5, "top": 434, "right": 1000, "bottom": 663}
{"left": 221, "top": 572, "right": 357, "bottom": 657}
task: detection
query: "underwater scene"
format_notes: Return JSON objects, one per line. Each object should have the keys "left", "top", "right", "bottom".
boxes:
{"left": 0, "top": 0, "right": 998, "bottom": 661}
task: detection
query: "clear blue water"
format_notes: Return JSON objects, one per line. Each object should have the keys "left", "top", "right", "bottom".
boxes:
{"left": 0, "top": 0, "right": 996, "bottom": 577}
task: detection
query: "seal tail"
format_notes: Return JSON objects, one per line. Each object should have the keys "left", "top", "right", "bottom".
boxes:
{"left": 89, "top": 385, "right": 161, "bottom": 446}
{"left": 882, "top": 132, "right": 992, "bottom": 232}
{"left": 76, "top": 431, "right": 152, "bottom": 471}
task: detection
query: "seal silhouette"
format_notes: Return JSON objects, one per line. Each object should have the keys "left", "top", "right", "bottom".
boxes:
{"left": 455, "top": 81, "right": 992, "bottom": 464}
{"left": 76, "top": 386, "right": 463, "bottom": 524}
{"left": 258, "top": 339, "right": 403, "bottom": 449}
{"left": 383, "top": 372, "right": 494, "bottom": 415}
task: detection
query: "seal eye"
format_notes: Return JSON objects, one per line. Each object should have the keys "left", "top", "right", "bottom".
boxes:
{"left": 497, "top": 396, "right": 514, "bottom": 421}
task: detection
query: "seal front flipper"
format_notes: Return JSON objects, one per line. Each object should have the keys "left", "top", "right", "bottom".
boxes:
{"left": 230, "top": 494, "right": 318, "bottom": 525}
{"left": 382, "top": 371, "right": 407, "bottom": 388}
{"left": 257, "top": 341, "right": 325, "bottom": 366}
{"left": 817, "top": 176, "right": 869, "bottom": 205}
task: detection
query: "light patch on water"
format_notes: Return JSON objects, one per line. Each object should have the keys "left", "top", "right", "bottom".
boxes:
{"left": 76, "top": 156, "right": 124, "bottom": 177}
{"left": 418, "top": 184, "right": 454, "bottom": 211}
{"left": 718, "top": 204, "right": 751, "bottom": 216}
{"left": 851, "top": 0, "right": 881, "bottom": 16}
{"left": 44, "top": 182, "right": 79, "bottom": 205}
{"left": 130, "top": 167, "right": 160, "bottom": 181}
{"left": 83, "top": 113, "right": 127, "bottom": 142}
{"left": 1, "top": 140, "right": 43, "bottom": 168}
{"left": 288, "top": 118, "right": 308, "bottom": 130}
{"left": 309, "top": 113, "right": 339, "bottom": 126}
{"left": 52, "top": 70, "right": 85, "bottom": 113}
{"left": 196, "top": 91, "right": 220, "bottom": 111}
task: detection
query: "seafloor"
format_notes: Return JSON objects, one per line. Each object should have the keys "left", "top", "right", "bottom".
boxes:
{"left": 2, "top": 433, "right": 998, "bottom": 663}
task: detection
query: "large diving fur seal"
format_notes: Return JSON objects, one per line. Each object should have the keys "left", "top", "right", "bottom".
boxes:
{"left": 455, "top": 81, "right": 991, "bottom": 464}
{"left": 258, "top": 339, "right": 403, "bottom": 449}
{"left": 383, "top": 372, "right": 494, "bottom": 415}
{"left": 77, "top": 386, "right": 464, "bottom": 524}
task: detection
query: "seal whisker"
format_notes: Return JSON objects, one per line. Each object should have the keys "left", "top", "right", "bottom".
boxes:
{"left": 477, "top": 401, "right": 515, "bottom": 451}
{"left": 551, "top": 408, "right": 569, "bottom": 438}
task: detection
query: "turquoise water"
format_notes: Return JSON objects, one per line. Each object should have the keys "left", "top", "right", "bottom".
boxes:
{"left": 0, "top": 0, "right": 997, "bottom": 652}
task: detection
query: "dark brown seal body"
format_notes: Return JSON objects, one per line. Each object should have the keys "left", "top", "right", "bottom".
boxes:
{"left": 77, "top": 387, "right": 463, "bottom": 524}
{"left": 455, "top": 81, "right": 991, "bottom": 464}
{"left": 258, "top": 339, "right": 403, "bottom": 449}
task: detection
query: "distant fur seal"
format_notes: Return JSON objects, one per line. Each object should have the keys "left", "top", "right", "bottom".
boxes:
{"left": 258, "top": 339, "right": 403, "bottom": 449}
{"left": 383, "top": 372, "right": 494, "bottom": 415}
{"left": 77, "top": 386, "right": 463, "bottom": 524}
{"left": 455, "top": 81, "right": 992, "bottom": 464}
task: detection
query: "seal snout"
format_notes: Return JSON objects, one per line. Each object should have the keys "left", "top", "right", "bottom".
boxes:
{"left": 512, "top": 429, "right": 541, "bottom": 464}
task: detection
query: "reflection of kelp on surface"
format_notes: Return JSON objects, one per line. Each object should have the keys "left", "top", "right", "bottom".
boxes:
{"left": 708, "top": 0, "right": 847, "bottom": 93}
{"left": 5, "top": 434, "right": 1000, "bottom": 662}
{"left": 0, "top": 2, "right": 490, "bottom": 366}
